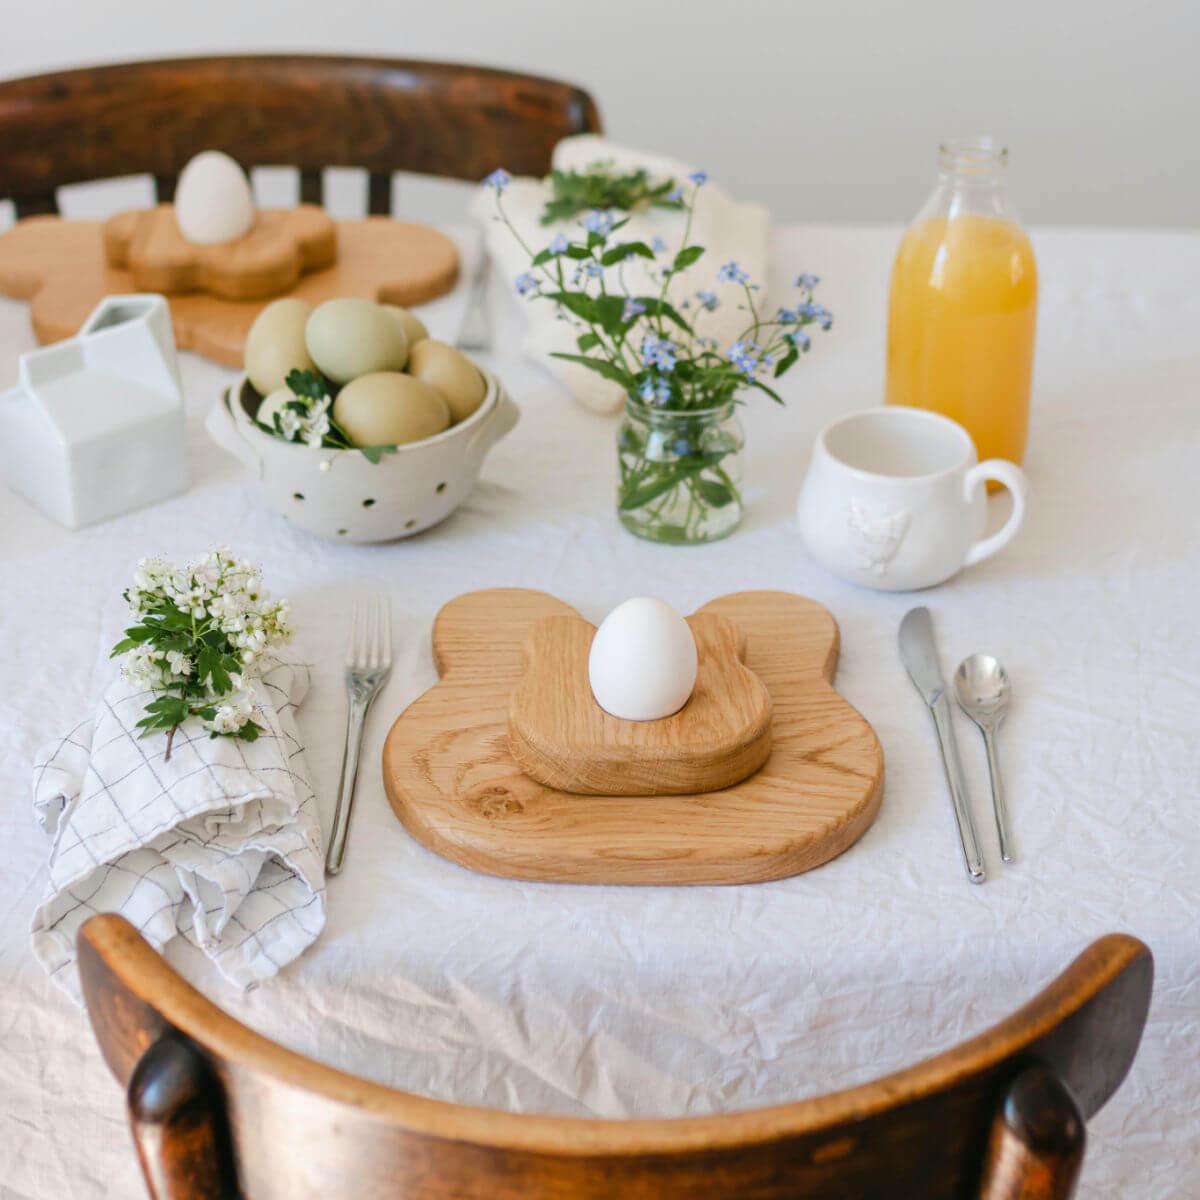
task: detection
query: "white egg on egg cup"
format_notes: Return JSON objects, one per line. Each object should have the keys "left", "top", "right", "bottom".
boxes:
{"left": 175, "top": 150, "right": 256, "bottom": 245}
{"left": 508, "top": 595, "right": 773, "bottom": 797}
{"left": 587, "top": 597, "right": 698, "bottom": 721}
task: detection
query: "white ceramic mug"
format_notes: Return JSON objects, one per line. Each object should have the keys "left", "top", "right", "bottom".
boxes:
{"left": 796, "top": 407, "right": 1028, "bottom": 590}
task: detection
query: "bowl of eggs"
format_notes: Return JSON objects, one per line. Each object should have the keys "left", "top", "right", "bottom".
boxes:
{"left": 206, "top": 296, "right": 518, "bottom": 542}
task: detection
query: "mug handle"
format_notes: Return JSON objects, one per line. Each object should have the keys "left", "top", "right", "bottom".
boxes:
{"left": 963, "top": 459, "right": 1029, "bottom": 567}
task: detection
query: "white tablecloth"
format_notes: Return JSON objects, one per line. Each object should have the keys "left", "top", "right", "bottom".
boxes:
{"left": 1, "top": 223, "right": 1197, "bottom": 1200}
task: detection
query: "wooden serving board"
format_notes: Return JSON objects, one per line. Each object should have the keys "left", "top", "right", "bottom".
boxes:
{"left": 0, "top": 215, "right": 459, "bottom": 368}
{"left": 382, "top": 589, "right": 884, "bottom": 886}
{"left": 103, "top": 204, "right": 337, "bottom": 300}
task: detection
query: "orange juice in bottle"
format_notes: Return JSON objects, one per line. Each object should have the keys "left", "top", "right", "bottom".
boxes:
{"left": 886, "top": 138, "right": 1037, "bottom": 468}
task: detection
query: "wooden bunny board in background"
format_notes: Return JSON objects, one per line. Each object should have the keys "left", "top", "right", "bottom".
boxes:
{"left": 0, "top": 215, "right": 459, "bottom": 367}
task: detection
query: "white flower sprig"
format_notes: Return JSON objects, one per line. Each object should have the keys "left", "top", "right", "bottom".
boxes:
{"left": 111, "top": 549, "right": 293, "bottom": 759}
{"left": 261, "top": 369, "right": 397, "bottom": 464}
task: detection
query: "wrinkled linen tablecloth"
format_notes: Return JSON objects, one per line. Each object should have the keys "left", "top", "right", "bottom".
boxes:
{"left": 1, "top": 222, "right": 1198, "bottom": 1199}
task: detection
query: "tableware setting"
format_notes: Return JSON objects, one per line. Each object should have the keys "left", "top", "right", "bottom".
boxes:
{"left": 900, "top": 606, "right": 987, "bottom": 883}
{"left": 0, "top": 32, "right": 1192, "bottom": 1197}
{"left": 381, "top": 587, "right": 883, "bottom": 885}
{"left": 3, "top": 126, "right": 1046, "bottom": 920}
{"left": 0, "top": 293, "right": 187, "bottom": 528}
{"left": 797, "top": 406, "right": 1029, "bottom": 590}
{"left": 454, "top": 251, "right": 492, "bottom": 352}
{"left": 901, "top": 607, "right": 1020, "bottom": 883}
{"left": 326, "top": 596, "right": 393, "bottom": 876}
{"left": 6, "top": 133, "right": 1039, "bottom": 911}
{"left": 954, "top": 653, "right": 1015, "bottom": 863}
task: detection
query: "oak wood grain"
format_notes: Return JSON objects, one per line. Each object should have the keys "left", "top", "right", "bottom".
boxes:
{"left": 76, "top": 918, "right": 1153, "bottom": 1199}
{"left": 0, "top": 216, "right": 459, "bottom": 367}
{"left": 508, "top": 610, "right": 773, "bottom": 796}
{"left": 382, "top": 588, "right": 883, "bottom": 885}
{"left": 103, "top": 204, "right": 337, "bottom": 301}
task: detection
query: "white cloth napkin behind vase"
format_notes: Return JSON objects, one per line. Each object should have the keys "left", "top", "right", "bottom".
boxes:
{"left": 470, "top": 135, "right": 771, "bottom": 414}
{"left": 30, "top": 656, "right": 325, "bottom": 1001}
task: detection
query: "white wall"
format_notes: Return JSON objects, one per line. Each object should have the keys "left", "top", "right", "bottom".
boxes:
{"left": 5, "top": 0, "right": 1195, "bottom": 227}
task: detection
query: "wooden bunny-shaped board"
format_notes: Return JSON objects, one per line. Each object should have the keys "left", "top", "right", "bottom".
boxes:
{"left": 0, "top": 215, "right": 458, "bottom": 366}
{"left": 382, "top": 589, "right": 884, "bottom": 886}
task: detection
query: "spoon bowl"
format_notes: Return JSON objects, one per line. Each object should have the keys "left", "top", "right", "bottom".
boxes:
{"left": 954, "top": 654, "right": 1011, "bottom": 726}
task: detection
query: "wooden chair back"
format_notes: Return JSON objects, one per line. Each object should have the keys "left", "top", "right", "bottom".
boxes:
{"left": 0, "top": 55, "right": 602, "bottom": 217}
{"left": 77, "top": 917, "right": 1151, "bottom": 1199}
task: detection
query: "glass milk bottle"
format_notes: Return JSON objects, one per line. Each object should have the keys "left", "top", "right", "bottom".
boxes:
{"left": 886, "top": 137, "right": 1037, "bottom": 468}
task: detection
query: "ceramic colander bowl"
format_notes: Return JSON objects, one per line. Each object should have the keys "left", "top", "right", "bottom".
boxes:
{"left": 206, "top": 372, "right": 518, "bottom": 542}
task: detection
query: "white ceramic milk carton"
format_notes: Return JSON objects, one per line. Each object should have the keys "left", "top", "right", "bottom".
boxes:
{"left": 0, "top": 295, "right": 188, "bottom": 528}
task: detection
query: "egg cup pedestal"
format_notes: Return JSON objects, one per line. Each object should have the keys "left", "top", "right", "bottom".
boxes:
{"left": 382, "top": 589, "right": 885, "bottom": 886}
{"left": 509, "top": 612, "right": 772, "bottom": 796}
{"left": 103, "top": 205, "right": 337, "bottom": 301}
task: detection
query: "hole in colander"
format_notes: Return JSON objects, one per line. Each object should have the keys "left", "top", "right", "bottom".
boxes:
{"left": 293, "top": 492, "right": 305, "bottom": 501}
{"left": 337, "top": 528, "right": 348, "bottom": 536}
{"left": 362, "top": 498, "right": 376, "bottom": 508}
{"left": 404, "top": 519, "right": 416, "bottom": 529}
{"left": 436, "top": 482, "right": 446, "bottom": 493}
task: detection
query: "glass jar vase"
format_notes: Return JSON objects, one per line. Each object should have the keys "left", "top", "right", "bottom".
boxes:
{"left": 616, "top": 397, "right": 745, "bottom": 545}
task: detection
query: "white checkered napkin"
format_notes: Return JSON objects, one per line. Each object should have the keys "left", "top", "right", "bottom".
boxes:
{"left": 30, "top": 656, "right": 326, "bottom": 1001}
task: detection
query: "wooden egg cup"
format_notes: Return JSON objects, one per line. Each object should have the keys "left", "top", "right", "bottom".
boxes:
{"left": 103, "top": 204, "right": 337, "bottom": 300}
{"left": 382, "top": 589, "right": 885, "bottom": 886}
{"left": 509, "top": 612, "right": 773, "bottom": 796}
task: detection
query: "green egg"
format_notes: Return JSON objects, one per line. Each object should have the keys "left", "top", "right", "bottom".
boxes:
{"left": 244, "top": 298, "right": 315, "bottom": 396}
{"left": 332, "top": 372, "right": 450, "bottom": 447}
{"left": 305, "top": 298, "right": 408, "bottom": 384}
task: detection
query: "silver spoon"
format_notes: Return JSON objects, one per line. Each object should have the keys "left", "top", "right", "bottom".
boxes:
{"left": 954, "top": 655, "right": 1015, "bottom": 864}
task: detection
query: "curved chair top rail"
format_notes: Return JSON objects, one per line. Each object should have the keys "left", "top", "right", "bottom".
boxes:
{"left": 0, "top": 55, "right": 602, "bottom": 214}
{"left": 78, "top": 915, "right": 1151, "bottom": 1161}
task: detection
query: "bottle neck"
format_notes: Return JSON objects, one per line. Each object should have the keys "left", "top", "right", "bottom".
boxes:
{"left": 918, "top": 136, "right": 1019, "bottom": 223}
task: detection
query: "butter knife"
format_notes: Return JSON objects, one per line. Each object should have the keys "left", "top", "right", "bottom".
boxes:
{"left": 899, "top": 607, "right": 986, "bottom": 883}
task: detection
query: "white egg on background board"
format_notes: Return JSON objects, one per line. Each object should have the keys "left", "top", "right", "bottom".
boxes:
{"left": 174, "top": 150, "right": 255, "bottom": 245}
{"left": 588, "top": 597, "right": 698, "bottom": 721}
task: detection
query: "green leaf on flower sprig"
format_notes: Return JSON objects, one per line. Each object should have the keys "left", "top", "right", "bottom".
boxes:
{"left": 359, "top": 444, "right": 398, "bottom": 465}
{"left": 672, "top": 246, "right": 705, "bottom": 272}
{"left": 285, "top": 367, "right": 335, "bottom": 402}
{"left": 600, "top": 241, "right": 656, "bottom": 267}
{"left": 540, "top": 163, "right": 684, "bottom": 225}
{"left": 549, "top": 352, "right": 636, "bottom": 388}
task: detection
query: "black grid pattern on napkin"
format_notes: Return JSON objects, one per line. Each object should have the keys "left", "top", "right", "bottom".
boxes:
{"left": 31, "top": 659, "right": 325, "bottom": 999}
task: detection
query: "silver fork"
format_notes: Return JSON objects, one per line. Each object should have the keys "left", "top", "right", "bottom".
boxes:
{"left": 454, "top": 250, "right": 492, "bottom": 352}
{"left": 325, "top": 597, "right": 392, "bottom": 876}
